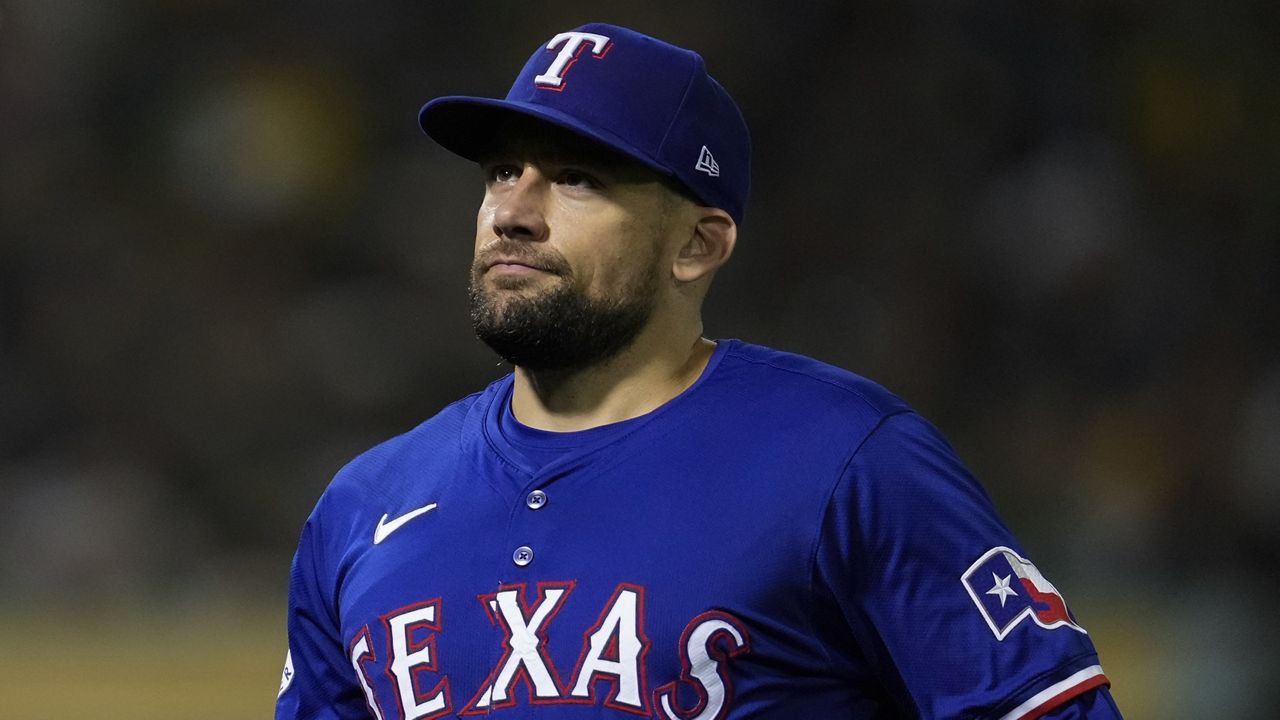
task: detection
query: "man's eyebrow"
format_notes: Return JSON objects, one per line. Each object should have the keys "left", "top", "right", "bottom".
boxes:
{"left": 477, "top": 144, "right": 658, "bottom": 183}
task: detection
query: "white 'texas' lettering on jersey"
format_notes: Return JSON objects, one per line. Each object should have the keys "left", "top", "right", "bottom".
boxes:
{"left": 467, "top": 583, "right": 574, "bottom": 711}
{"left": 655, "top": 612, "right": 751, "bottom": 720}
{"left": 351, "top": 583, "right": 748, "bottom": 717}
{"left": 569, "top": 584, "right": 650, "bottom": 712}
{"left": 349, "top": 628, "right": 386, "bottom": 720}
{"left": 385, "top": 600, "right": 451, "bottom": 719}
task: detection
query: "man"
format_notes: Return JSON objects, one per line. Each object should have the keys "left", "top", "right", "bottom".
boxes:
{"left": 277, "top": 23, "right": 1122, "bottom": 719}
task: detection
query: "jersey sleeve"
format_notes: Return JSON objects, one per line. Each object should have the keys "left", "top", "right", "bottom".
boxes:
{"left": 814, "top": 411, "right": 1117, "bottom": 719}
{"left": 1039, "top": 687, "right": 1123, "bottom": 719}
{"left": 276, "top": 510, "right": 375, "bottom": 720}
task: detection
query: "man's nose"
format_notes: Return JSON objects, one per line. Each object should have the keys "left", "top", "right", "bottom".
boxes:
{"left": 491, "top": 170, "right": 549, "bottom": 242}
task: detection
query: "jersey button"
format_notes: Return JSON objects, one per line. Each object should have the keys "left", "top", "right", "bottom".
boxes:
{"left": 526, "top": 489, "right": 548, "bottom": 510}
{"left": 512, "top": 545, "right": 534, "bottom": 567}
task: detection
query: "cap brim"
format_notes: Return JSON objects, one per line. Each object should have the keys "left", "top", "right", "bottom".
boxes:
{"left": 419, "top": 96, "right": 674, "bottom": 181}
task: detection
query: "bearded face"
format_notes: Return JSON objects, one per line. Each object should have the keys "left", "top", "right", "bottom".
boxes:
{"left": 467, "top": 119, "right": 686, "bottom": 372}
{"left": 468, "top": 239, "right": 660, "bottom": 372}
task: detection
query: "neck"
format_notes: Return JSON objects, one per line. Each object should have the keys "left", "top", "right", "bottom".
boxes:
{"left": 510, "top": 321, "right": 715, "bottom": 432}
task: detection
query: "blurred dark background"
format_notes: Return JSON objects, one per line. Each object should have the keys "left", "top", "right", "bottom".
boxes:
{"left": 1, "top": 0, "right": 1276, "bottom": 716}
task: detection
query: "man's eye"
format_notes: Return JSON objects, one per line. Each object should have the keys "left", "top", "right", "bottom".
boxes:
{"left": 488, "top": 165, "right": 519, "bottom": 183}
{"left": 560, "top": 170, "right": 596, "bottom": 188}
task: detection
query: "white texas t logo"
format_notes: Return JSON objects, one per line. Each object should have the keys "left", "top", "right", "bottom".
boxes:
{"left": 534, "top": 31, "right": 611, "bottom": 89}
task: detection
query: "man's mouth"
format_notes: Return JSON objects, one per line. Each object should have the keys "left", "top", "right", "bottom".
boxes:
{"left": 484, "top": 256, "right": 556, "bottom": 275}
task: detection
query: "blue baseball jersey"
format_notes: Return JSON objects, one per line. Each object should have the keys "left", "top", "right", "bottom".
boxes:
{"left": 277, "top": 340, "right": 1118, "bottom": 719}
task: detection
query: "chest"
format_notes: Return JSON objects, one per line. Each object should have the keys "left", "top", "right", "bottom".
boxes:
{"left": 333, "top": 451, "right": 861, "bottom": 718}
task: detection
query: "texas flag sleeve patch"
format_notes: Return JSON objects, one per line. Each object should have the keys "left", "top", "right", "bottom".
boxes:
{"left": 961, "top": 546, "right": 1087, "bottom": 641}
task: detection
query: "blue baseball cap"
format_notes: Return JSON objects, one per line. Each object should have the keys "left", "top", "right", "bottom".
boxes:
{"left": 419, "top": 23, "right": 751, "bottom": 223}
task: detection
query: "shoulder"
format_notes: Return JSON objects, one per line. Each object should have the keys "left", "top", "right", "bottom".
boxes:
{"left": 712, "top": 339, "right": 912, "bottom": 428}
{"left": 312, "top": 378, "right": 506, "bottom": 523}
{"left": 674, "top": 340, "right": 920, "bottom": 491}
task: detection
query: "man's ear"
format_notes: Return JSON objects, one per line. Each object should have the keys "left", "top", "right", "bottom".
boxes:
{"left": 672, "top": 208, "right": 736, "bottom": 283}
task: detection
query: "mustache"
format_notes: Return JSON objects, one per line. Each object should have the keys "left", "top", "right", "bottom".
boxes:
{"left": 472, "top": 240, "right": 572, "bottom": 277}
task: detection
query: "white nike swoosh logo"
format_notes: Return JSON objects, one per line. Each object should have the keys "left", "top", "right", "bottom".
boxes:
{"left": 373, "top": 503, "right": 438, "bottom": 545}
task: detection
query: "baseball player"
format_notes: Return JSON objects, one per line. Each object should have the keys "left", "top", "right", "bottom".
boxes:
{"left": 277, "top": 23, "right": 1122, "bottom": 719}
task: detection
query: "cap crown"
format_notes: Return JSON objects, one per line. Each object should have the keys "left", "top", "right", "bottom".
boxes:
{"left": 420, "top": 23, "right": 751, "bottom": 223}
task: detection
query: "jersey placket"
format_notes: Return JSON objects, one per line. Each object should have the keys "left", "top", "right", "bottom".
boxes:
{"left": 462, "top": 464, "right": 583, "bottom": 714}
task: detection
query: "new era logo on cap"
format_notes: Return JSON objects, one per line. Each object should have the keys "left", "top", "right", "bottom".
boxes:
{"left": 419, "top": 23, "right": 751, "bottom": 223}
{"left": 695, "top": 146, "right": 720, "bottom": 177}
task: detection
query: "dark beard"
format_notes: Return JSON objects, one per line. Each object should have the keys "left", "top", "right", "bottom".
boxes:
{"left": 468, "top": 266, "right": 657, "bottom": 373}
